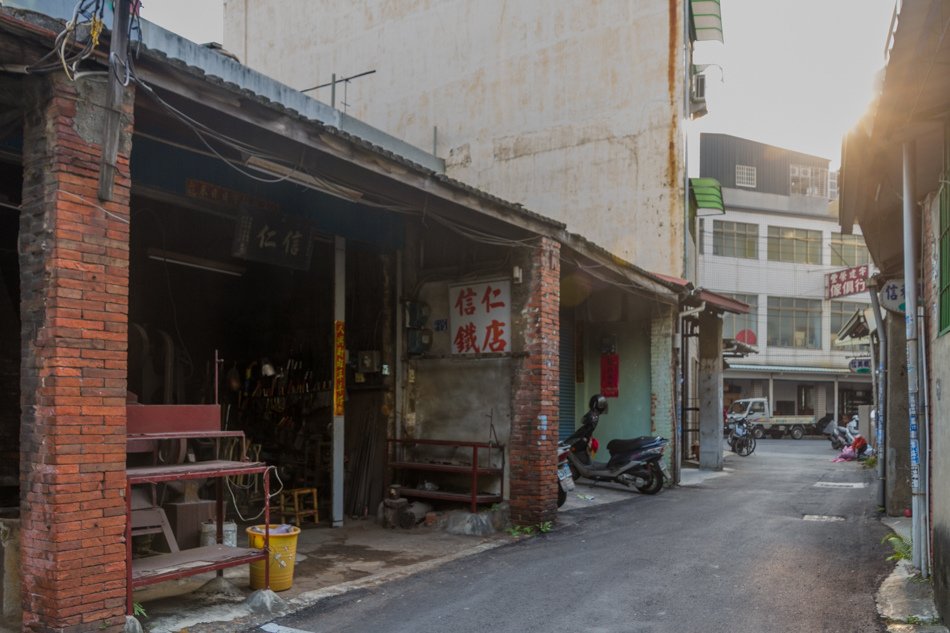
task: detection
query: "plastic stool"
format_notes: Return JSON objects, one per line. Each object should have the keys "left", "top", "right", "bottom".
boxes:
{"left": 279, "top": 487, "right": 319, "bottom": 526}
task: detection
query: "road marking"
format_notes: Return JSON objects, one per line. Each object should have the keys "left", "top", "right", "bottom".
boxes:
{"left": 261, "top": 624, "right": 315, "bottom": 633}
{"left": 813, "top": 482, "right": 867, "bottom": 489}
{"left": 803, "top": 514, "right": 846, "bottom": 522}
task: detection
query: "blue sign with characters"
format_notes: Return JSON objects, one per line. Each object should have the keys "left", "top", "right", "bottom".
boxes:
{"left": 848, "top": 357, "right": 872, "bottom": 374}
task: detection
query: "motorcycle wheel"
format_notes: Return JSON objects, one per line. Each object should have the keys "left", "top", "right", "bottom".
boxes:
{"left": 634, "top": 463, "right": 664, "bottom": 495}
{"left": 557, "top": 481, "right": 567, "bottom": 508}
{"left": 736, "top": 436, "right": 756, "bottom": 457}
{"left": 569, "top": 462, "right": 581, "bottom": 482}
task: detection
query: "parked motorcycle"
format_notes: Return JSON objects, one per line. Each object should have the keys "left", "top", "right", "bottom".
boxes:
{"left": 559, "top": 395, "right": 669, "bottom": 495}
{"left": 556, "top": 442, "right": 574, "bottom": 507}
{"left": 826, "top": 415, "right": 858, "bottom": 450}
{"left": 728, "top": 417, "right": 756, "bottom": 456}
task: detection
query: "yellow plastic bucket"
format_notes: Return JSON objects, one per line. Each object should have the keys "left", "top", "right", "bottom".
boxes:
{"left": 247, "top": 525, "right": 301, "bottom": 591}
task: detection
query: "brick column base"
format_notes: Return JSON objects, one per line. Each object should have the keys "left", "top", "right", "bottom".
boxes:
{"left": 19, "top": 74, "right": 132, "bottom": 632}
{"left": 509, "top": 238, "right": 560, "bottom": 525}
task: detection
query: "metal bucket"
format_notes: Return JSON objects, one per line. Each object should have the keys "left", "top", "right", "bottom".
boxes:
{"left": 200, "top": 520, "right": 237, "bottom": 548}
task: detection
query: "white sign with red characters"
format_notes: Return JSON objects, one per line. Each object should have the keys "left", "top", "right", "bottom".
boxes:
{"left": 824, "top": 265, "right": 870, "bottom": 300}
{"left": 449, "top": 280, "right": 511, "bottom": 355}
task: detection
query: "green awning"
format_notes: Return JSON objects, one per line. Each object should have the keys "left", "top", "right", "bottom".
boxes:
{"left": 691, "top": 0, "right": 724, "bottom": 43}
{"left": 690, "top": 177, "right": 724, "bottom": 215}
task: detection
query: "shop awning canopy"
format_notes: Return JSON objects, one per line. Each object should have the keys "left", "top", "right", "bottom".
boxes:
{"left": 690, "top": 0, "right": 723, "bottom": 43}
{"left": 723, "top": 338, "right": 757, "bottom": 358}
{"left": 834, "top": 308, "right": 875, "bottom": 347}
{"left": 727, "top": 364, "right": 857, "bottom": 376}
{"left": 690, "top": 177, "right": 725, "bottom": 216}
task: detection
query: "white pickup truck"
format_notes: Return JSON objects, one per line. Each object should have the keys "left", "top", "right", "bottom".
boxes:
{"left": 725, "top": 398, "right": 817, "bottom": 440}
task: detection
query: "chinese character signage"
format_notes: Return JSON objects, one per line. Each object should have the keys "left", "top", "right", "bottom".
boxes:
{"left": 333, "top": 321, "right": 346, "bottom": 416}
{"left": 824, "top": 265, "right": 869, "bottom": 300}
{"left": 880, "top": 279, "right": 906, "bottom": 314}
{"left": 186, "top": 179, "right": 279, "bottom": 213}
{"left": 849, "top": 357, "right": 872, "bottom": 374}
{"left": 449, "top": 280, "right": 511, "bottom": 355}
{"left": 232, "top": 208, "right": 313, "bottom": 271}
{"left": 600, "top": 353, "right": 619, "bottom": 398}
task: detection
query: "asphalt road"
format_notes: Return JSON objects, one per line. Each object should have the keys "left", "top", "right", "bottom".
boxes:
{"left": 258, "top": 439, "right": 893, "bottom": 633}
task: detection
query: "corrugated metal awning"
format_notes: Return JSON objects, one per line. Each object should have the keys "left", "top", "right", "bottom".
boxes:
{"left": 691, "top": 0, "right": 724, "bottom": 43}
{"left": 727, "top": 364, "right": 854, "bottom": 376}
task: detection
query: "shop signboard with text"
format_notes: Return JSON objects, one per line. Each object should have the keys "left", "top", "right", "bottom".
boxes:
{"left": 824, "top": 265, "right": 869, "bottom": 300}
{"left": 449, "top": 280, "right": 511, "bottom": 355}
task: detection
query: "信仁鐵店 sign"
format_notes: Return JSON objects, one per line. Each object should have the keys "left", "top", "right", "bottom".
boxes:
{"left": 449, "top": 280, "right": 511, "bottom": 355}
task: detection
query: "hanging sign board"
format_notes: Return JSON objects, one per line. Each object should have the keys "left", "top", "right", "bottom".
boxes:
{"left": 232, "top": 208, "right": 313, "bottom": 270}
{"left": 333, "top": 321, "right": 346, "bottom": 416}
{"left": 449, "top": 280, "right": 512, "bottom": 354}
{"left": 824, "top": 265, "right": 869, "bottom": 300}
{"left": 600, "top": 353, "right": 620, "bottom": 398}
{"left": 849, "top": 357, "right": 872, "bottom": 374}
{"left": 879, "top": 279, "right": 906, "bottom": 314}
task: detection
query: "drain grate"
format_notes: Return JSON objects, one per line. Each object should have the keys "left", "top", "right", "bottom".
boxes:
{"left": 803, "top": 514, "right": 846, "bottom": 522}
{"left": 813, "top": 482, "right": 867, "bottom": 489}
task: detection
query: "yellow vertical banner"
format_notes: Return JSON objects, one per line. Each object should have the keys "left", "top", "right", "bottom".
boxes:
{"left": 333, "top": 320, "right": 346, "bottom": 416}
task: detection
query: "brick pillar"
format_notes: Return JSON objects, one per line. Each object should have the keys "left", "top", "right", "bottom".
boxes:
{"left": 19, "top": 74, "right": 132, "bottom": 632}
{"left": 509, "top": 237, "right": 560, "bottom": 525}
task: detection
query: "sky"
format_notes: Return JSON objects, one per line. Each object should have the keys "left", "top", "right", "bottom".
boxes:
{"left": 141, "top": 0, "right": 896, "bottom": 172}
{"left": 689, "top": 0, "right": 896, "bottom": 171}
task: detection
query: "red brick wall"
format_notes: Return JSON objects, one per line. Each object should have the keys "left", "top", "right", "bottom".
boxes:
{"left": 509, "top": 237, "right": 560, "bottom": 525}
{"left": 19, "top": 75, "right": 132, "bottom": 632}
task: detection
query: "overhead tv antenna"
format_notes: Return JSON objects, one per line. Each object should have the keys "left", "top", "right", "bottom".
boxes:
{"left": 302, "top": 70, "right": 377, "bottom": 113}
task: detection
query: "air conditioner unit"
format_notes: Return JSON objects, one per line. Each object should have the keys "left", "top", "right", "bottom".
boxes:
{"left": 691, "top": 73, "right": 706, "bottom": 102}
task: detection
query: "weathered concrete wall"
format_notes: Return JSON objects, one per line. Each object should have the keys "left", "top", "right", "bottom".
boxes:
{"left": 885, "top": 315, "right": 911, "bottom": 516}
{"left": 651, "top": 307, "right": 676, "bottom": 462}
{"left": 698, "top": 310, "right": 723, "bottom": 470}
{"left": 411, "top": 280, "right": 513, "bottom": 446}
{"left": 223, "top": 0, "right": 688, "bottom": 277}
{"left": 922, "top": 192, "right": 950, "bottom": 618}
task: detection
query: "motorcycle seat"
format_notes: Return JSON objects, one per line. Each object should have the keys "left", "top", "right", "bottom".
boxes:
{"left": 606, "top": 436, "right": 662, "bottom": 453}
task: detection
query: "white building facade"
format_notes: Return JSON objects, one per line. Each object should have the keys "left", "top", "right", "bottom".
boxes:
{"left": 698, "top": 134, "right": 873, "bottom": 424}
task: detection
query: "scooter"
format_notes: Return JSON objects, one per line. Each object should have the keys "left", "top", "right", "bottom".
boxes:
{"left": 826, "top": 415, "right": 858, "bottom": 450}
{"left": 556, "top": 442, "right": 574, "bottom": 507}
{"left": 559, "top": 395, "right": 669, "bottom": 495}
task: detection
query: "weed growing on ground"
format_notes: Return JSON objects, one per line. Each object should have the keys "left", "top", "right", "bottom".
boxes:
{"left": 508, "top": 521, "right": 554, "bottom": 537}
{"left": 881, "top": 533, "right": 912, "bottom": 562}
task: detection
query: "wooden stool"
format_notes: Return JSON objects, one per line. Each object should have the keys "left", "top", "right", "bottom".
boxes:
{"left": 279, "top": 487, "right": 319, "bottom": 526}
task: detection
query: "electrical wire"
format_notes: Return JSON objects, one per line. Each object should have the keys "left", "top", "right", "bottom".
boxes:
{"left": 59, "top": 190, "right": 129, "bottom": 224}
{"left": 226, "top": 465, "right": 285, "bottom": 522}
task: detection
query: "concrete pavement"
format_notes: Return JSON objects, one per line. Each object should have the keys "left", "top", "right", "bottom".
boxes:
{"left": 126, "top": 440, "right": 935, "bottom": 632}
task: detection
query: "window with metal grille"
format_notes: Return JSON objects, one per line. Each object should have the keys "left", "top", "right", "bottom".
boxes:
{"left": 829, "top": 170, "right": 839, "bottom": 200}
{"left": 790, "top": 164, "right": 829, "bottom": 197}
{"left": 713, "top": 220, "right": 758, "bottom": 259}
{"left": 722, "top": 293, "right": 758, "bottom": 343}
{"left": 830, "top": 232, "right": 870, "bottom": 267}
{"left": 767, "top": 297, "right": 822, "bottom": 349}
{"left": 736, "top": 165, "right": 757, "bottom": 188}
{"left": 767, "top": 226, "right": 822, "bottom": 264}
